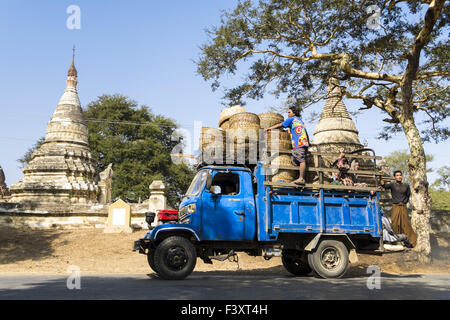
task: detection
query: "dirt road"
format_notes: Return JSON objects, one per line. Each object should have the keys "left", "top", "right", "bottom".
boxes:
{"left": 0, "top": 226, "right": 449, "bottom": 275}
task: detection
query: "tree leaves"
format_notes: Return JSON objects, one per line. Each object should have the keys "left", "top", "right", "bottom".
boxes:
{"left": 196, "top": 0, "right": 449, "bottom": 143}
{"left": 83, "top": 94, "right": 195, "bottom": 207}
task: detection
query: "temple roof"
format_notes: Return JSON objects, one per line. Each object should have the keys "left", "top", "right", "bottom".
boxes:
{"left": 312, "top": 77, "right": 362, "bottom": 146}
{"left": 44, "top": 58, "right": 87, "bottom": 146}
{"left": 319, "top": 77, "right": 351, "bottom": 120}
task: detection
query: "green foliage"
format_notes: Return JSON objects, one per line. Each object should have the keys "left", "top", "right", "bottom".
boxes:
{"left": 196, "top": 0, "right": 449, "bottom": 141}
{"left": 431, "top": 166, "right": 450, "bottom": 191}
{"left": 383, "top": 149, "right": 434, "bottom": 183}
{"left": 83, "top": 94, "right": 195, "bottom": 208}
{"left": 430, "top": 190, "right": 450, "bottom": 210}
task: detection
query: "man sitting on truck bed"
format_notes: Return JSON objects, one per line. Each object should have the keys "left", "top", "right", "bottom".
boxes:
{"left": 266, "top": 106, "right": 310, "bottom": 185}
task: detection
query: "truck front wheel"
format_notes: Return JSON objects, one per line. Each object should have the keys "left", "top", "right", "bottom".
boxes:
{"left": 307, "top": 240, "right": 349, "bottom": 279}
{"left": 147, "top": 250, "right": 158, "bottom": 274}
{"left": 154, "top": 236, "right": 197, "bottom": 280}
{"left": 281, "top": 251, "right": 312, "bottom": 276}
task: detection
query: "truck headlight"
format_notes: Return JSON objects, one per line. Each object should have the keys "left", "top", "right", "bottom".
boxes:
{"left": 186, "top": 204, "right": 196, "bottom": 213}
{"left": 179, "top": 204, "right": 196, "bottom": 221}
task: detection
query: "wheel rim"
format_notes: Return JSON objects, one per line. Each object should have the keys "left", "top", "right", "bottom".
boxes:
{"left": 165, "top": 246, "right": 188, "bottom": 271}
{"left": 320, "top": 246, "right": 341, "bottom": 270}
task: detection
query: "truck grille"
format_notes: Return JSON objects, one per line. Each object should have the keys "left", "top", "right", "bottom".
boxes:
{"left": 178, "top": 208, "right": 188, "bottom": 221}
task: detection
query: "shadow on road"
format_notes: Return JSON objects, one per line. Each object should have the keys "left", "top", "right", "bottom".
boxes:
{"left": 3, "top": 272, "right": 448, "bottom": 300}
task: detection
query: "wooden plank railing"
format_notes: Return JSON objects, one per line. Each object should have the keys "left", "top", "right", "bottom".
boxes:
{"left": 268, "top": 149, "right": 382, "bottom": 160}
{"left": 262, "top": 147, "right": 395, "bottom": 190}
{"left": 262, "top": 165, "right": 384, "bottom": 176}
{"left": 264, "top": 181, "right": 380, "bottom": 192}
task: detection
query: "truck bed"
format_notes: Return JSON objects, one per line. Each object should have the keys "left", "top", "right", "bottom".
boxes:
{"left": 255, "top": 165, "right": 382, "bottom": 242}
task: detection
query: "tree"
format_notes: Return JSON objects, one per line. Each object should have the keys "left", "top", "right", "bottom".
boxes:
{"left": 196, "top": 0, "right": 449, "bottom": 262}
{"left": 384, "top": 149, "right": 434, "bottom": 183}
{"left": 19, "top": 94, "right": 195, "bottom": 208}
{"left": 432, "top": 166, "right": 450, "bottom": 190}
{"left": 83, "top": 94, "right": 194, "bottom": 208}
{"left": 429, "top": 166, "right": 450, "bottom": 210}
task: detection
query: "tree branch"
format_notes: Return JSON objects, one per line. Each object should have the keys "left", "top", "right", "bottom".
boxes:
{"left": 401, "top": 0, "right": 446, "bottom": 114}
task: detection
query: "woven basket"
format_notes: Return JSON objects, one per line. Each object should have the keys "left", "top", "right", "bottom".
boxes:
{"left": 229, "top": 112, "right": 261, "bottom": 130}
{"left": 266, "top": 130, "right": 292, "bottom": 151}
{"left": 219, "top": 119, "right": 230, "bottom": 130}
{"left": 218, "top": 105, "right": 246, "bottom": 127}
{"left": 224, "top": 142, "right": 259, "bottom": 164}
{"left": 271, "top": 170, "right": 296, "bottom": 183}
{"left": 224, "top": 128, "right": 260, "bottom": 144}
{"left": 199, "top": 127, "right": 225, "bottom": 161}
{"left": 270, "top": 154, "right": 292, "bottom": 167}
{"left": 200, "top": 140, "right": 225, "bottom": 163}
{"left": 200, "top": 127, "right": 224, "bottom": 146}
{"left": 258, "top": 112, "right": 284, "bottom": 129}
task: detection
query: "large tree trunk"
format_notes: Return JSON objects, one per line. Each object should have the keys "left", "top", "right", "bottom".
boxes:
{"left": 401, "top": 116, "right": 432, "bottom": 263}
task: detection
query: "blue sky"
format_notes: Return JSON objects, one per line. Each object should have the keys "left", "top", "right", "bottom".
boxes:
{"left": 0, "top": 0, "right": 448, "bottom": 186}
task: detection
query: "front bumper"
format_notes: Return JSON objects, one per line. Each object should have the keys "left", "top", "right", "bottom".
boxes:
{"left": 133, "top": 239, "right": 151, "bottom": 254}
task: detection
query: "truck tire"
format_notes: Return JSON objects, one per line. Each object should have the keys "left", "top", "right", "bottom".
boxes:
{"left": 281, "top": 251, "right": 312, "bottom": 276}
{"left": 147, "top": 250, "right": 158, "bottom": 274}
{"left": 307, "top": 239, "right": 349, "bottom": 279}
{"left": 154, "top": 236, "right": 197, "bottom": 280}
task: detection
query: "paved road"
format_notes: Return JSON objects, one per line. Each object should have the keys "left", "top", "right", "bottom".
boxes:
{"left": 0, "top": 273, "right": 448, "bottom": 300}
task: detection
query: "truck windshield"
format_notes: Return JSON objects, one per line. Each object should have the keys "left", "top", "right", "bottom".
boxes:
{"left": 185, "top": 170, "right": 208, "bottom": 197}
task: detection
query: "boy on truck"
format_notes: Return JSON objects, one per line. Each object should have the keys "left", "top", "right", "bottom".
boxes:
{"left": 266, "top": 107, "right": 310, "bottom": 185}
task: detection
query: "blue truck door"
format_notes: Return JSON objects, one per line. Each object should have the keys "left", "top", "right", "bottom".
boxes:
{"left": 200, "top": 171, "right": 245, "bottom": 240}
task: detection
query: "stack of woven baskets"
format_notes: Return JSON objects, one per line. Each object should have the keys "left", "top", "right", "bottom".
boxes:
{"left": 199, "top": 106, "right": 296, "bottom": 182}
{"left": 199, "top": 127, "right": 225, "bottom": 164}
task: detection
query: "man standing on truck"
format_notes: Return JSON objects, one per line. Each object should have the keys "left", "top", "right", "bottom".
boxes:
{"left": 266, "top": 107, "right": 310, "bottom": 185}
{"left": 381, "top": 170, "right": 417, "bottom": 247}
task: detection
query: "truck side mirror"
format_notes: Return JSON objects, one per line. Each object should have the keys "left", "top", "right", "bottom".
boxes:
{"left": 210, "top": 185, "right": 221, "bottom": 195}
{"left": 144, "top": 211, "right": 156, "bottom": 229}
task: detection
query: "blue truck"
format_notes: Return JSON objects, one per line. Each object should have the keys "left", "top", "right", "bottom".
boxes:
{"left": 134, "top": 160, "right": 383, "bottom": 280}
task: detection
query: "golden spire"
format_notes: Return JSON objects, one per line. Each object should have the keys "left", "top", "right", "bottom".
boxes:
{"left": 67, "top": 45, "right": 77, "bottom": 78}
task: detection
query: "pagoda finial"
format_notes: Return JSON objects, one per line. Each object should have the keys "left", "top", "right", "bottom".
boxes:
{"left": 68, "top": 45, "right": 78, "bottom": 78}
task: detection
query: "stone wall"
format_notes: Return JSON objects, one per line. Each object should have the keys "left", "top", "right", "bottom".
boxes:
{"left": 0, "top": 201, "right": 149, "bottom": 230}
{"left": 430, "top": 210, "right": 450, "bottom": 233}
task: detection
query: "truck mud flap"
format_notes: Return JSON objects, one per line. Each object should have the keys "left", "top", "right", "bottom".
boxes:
{"left": 304, "top": 233, "right": 356, "bottom": 252}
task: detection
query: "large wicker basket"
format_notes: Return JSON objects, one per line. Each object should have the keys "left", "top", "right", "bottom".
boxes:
{"left": 218, "top": 105, "right": 246, "bottom": 127}
{"left": 258, "top": 112, "right": 284, "bottom": 129}
{"left": 271, "top": 169, "right": 296, "bottom": 183}
{"left": 199, "top": 127, "right": 225, "bottom": 164}
{"left": 219, "top": 119, "right": 230, "bottom": 130}
{"left": 270, "top": 154, "right": 292, "bottom": 167}
{"left": 200, "top": 127, "right": 223, "bottom": 145}
{"left": 265, "top": 130, "right": 292, "bottom": 151}
{"left": 229, "top": 112, "right": 261, "bottom": 129}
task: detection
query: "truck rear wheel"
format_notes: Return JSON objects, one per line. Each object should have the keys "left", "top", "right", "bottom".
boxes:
{"left": 281, "top": 251, "right": 311, "bottom": 276}
{"left": 307, "top": 239, "right": 349, "bottom": 279}
{"left": 154, "top": 236, "right": 197, "bottom": 280}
